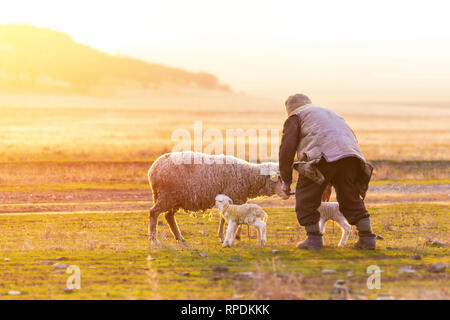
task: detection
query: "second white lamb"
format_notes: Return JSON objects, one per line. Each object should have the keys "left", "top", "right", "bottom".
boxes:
{"left": 318, "top": 202, "right": 351, "bottom": 248}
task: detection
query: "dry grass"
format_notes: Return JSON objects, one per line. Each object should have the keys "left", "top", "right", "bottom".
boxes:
{"left": 0, "top": 161, "right": 150, "bottom": 189}
{"left": 250, "top": 259, "right": 304, "bottom": 300}
{"left": 0, "top": 90, "right": 449, "bottom": 162}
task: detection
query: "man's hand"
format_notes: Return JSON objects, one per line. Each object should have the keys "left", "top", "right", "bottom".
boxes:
{"left": 281, "top": 181, "right": 291, "bottom": 200}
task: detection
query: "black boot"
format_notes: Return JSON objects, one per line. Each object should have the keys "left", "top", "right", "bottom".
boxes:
{"left": 355, "top": 233, "right": 376, "bottom": 250}
{"left": 297, "top": 233, "right": 323, "bottom": 250}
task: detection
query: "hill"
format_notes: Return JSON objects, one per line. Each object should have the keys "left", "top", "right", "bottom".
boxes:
{"left": 0, "top": 24, "right": 231, "bottom": 92}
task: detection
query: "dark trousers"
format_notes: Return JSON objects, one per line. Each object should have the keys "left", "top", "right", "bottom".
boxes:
{"left": 295, "top": 156, "right": 369, "bottom": 226}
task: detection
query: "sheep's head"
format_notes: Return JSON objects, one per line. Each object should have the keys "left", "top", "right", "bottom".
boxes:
{"left": 262, "top": 164, "right": 290, "bottom": 200}
{"left": 215, "top": 194, "right": 232, "bottom": 212}
{"left": 271, "top": 172, "right": 290, "bottom": 200}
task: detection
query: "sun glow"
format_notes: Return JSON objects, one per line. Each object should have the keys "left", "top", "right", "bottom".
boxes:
{"left": 2, "top": 0, "right": 450, "bottom": 101}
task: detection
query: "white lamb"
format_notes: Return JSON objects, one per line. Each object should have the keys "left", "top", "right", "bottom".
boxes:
{"left": 215, "top": 194, "right": 268, "bottom": 248}
{"left": 318, "top": 202, "right": 351, "bottom": 248}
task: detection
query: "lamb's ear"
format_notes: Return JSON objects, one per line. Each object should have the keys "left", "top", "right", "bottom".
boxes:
{"left": 228, "top": 198, "right": 233, "bottom": 204}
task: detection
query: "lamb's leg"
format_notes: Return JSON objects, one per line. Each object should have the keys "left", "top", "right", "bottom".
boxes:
{"left": 165, "top": 210, "right": 185, "bottom": 242}
{"left": 336, "top": 217, "right": 351, "bottom": 248}
{"left": 319, "top": 218, "right": 326, "bottom": 234}
{"left": 223, "top": 221, "right": 237, "bottom": 248}
{"left": 218, "top": 216, "right": 241, "bottom": 242}
{"left": 218, "top": 216, "right": 226, "bottom": 242}
{"left": 254, "top": 224, "right": 261, "bottom": 245}
{"left": 149, "top": 203, "right": 163, "bottom": 242}
{"left": 254, "top": 220, "right": 266, "bottom": 247}
{"left": 229, "top": 223, "right": 239, "bottom": 247}
{"left": 226, "top": 197, "right": 244, "bottom": 240}
{"left": 261, "top": 221, "right": 267, "bottom": 247}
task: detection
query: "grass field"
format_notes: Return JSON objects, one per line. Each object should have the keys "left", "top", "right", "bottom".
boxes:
{"left": 0, "top": 203, "right": 448, "bottom": 299}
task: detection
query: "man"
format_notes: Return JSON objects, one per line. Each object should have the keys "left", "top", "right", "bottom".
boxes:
{"left": 279, "top": 93, "right": 376, "bottom": 250}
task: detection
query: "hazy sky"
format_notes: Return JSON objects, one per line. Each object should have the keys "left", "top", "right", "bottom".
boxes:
{"left": 2, "top": 0, "right": 450, "bottom": 101}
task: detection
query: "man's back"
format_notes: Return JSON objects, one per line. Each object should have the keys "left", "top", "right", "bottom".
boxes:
{"left": 290, "top": 104, "right": 365, "bottom": 163}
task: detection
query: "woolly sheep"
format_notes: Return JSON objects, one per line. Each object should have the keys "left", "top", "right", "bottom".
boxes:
{"left": 318, "top": 202, "right": 351, "bottom": 248}
{"left": 215, "top": 194, "right": 268, "bottom": 247}
{"left": 148, "top": 151, "right": 288, "bottom": 243}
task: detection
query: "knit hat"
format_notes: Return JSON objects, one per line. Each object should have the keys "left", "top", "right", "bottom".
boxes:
{"left": 285, "top": 93, "right": 312, "bottom": 116}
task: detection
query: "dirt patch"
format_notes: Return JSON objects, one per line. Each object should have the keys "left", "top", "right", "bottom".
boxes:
{"left": 369, "top": 184, "right": 450, "bottom": 194}
{"left": 0, "top": 183, "right": 448, "bottom": 214}
{"left": 0, "top": 189, "right": 151, "bottom": 204}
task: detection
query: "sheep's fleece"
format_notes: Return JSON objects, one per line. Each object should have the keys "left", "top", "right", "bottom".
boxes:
{"left": 148, "top": 151, "right": 282, "bottom": 213}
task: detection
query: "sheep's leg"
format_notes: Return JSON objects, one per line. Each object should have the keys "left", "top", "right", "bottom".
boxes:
{"left": 336, "top": 217, "right": 351, "bottom": 248}
{"left": 234, "top": 225, "right": 242, "bottom": 240}
{"left": 218, "top": 216, "right": 226, "bottom": 242}
{"left": 222, "top": 221, "right": 236, "bottom": 248}
{"left": 165, "top": 210, "right": 185, "bottom": 242}
{"left": 149, "top": 204, "right": 163, "bottom": 242}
